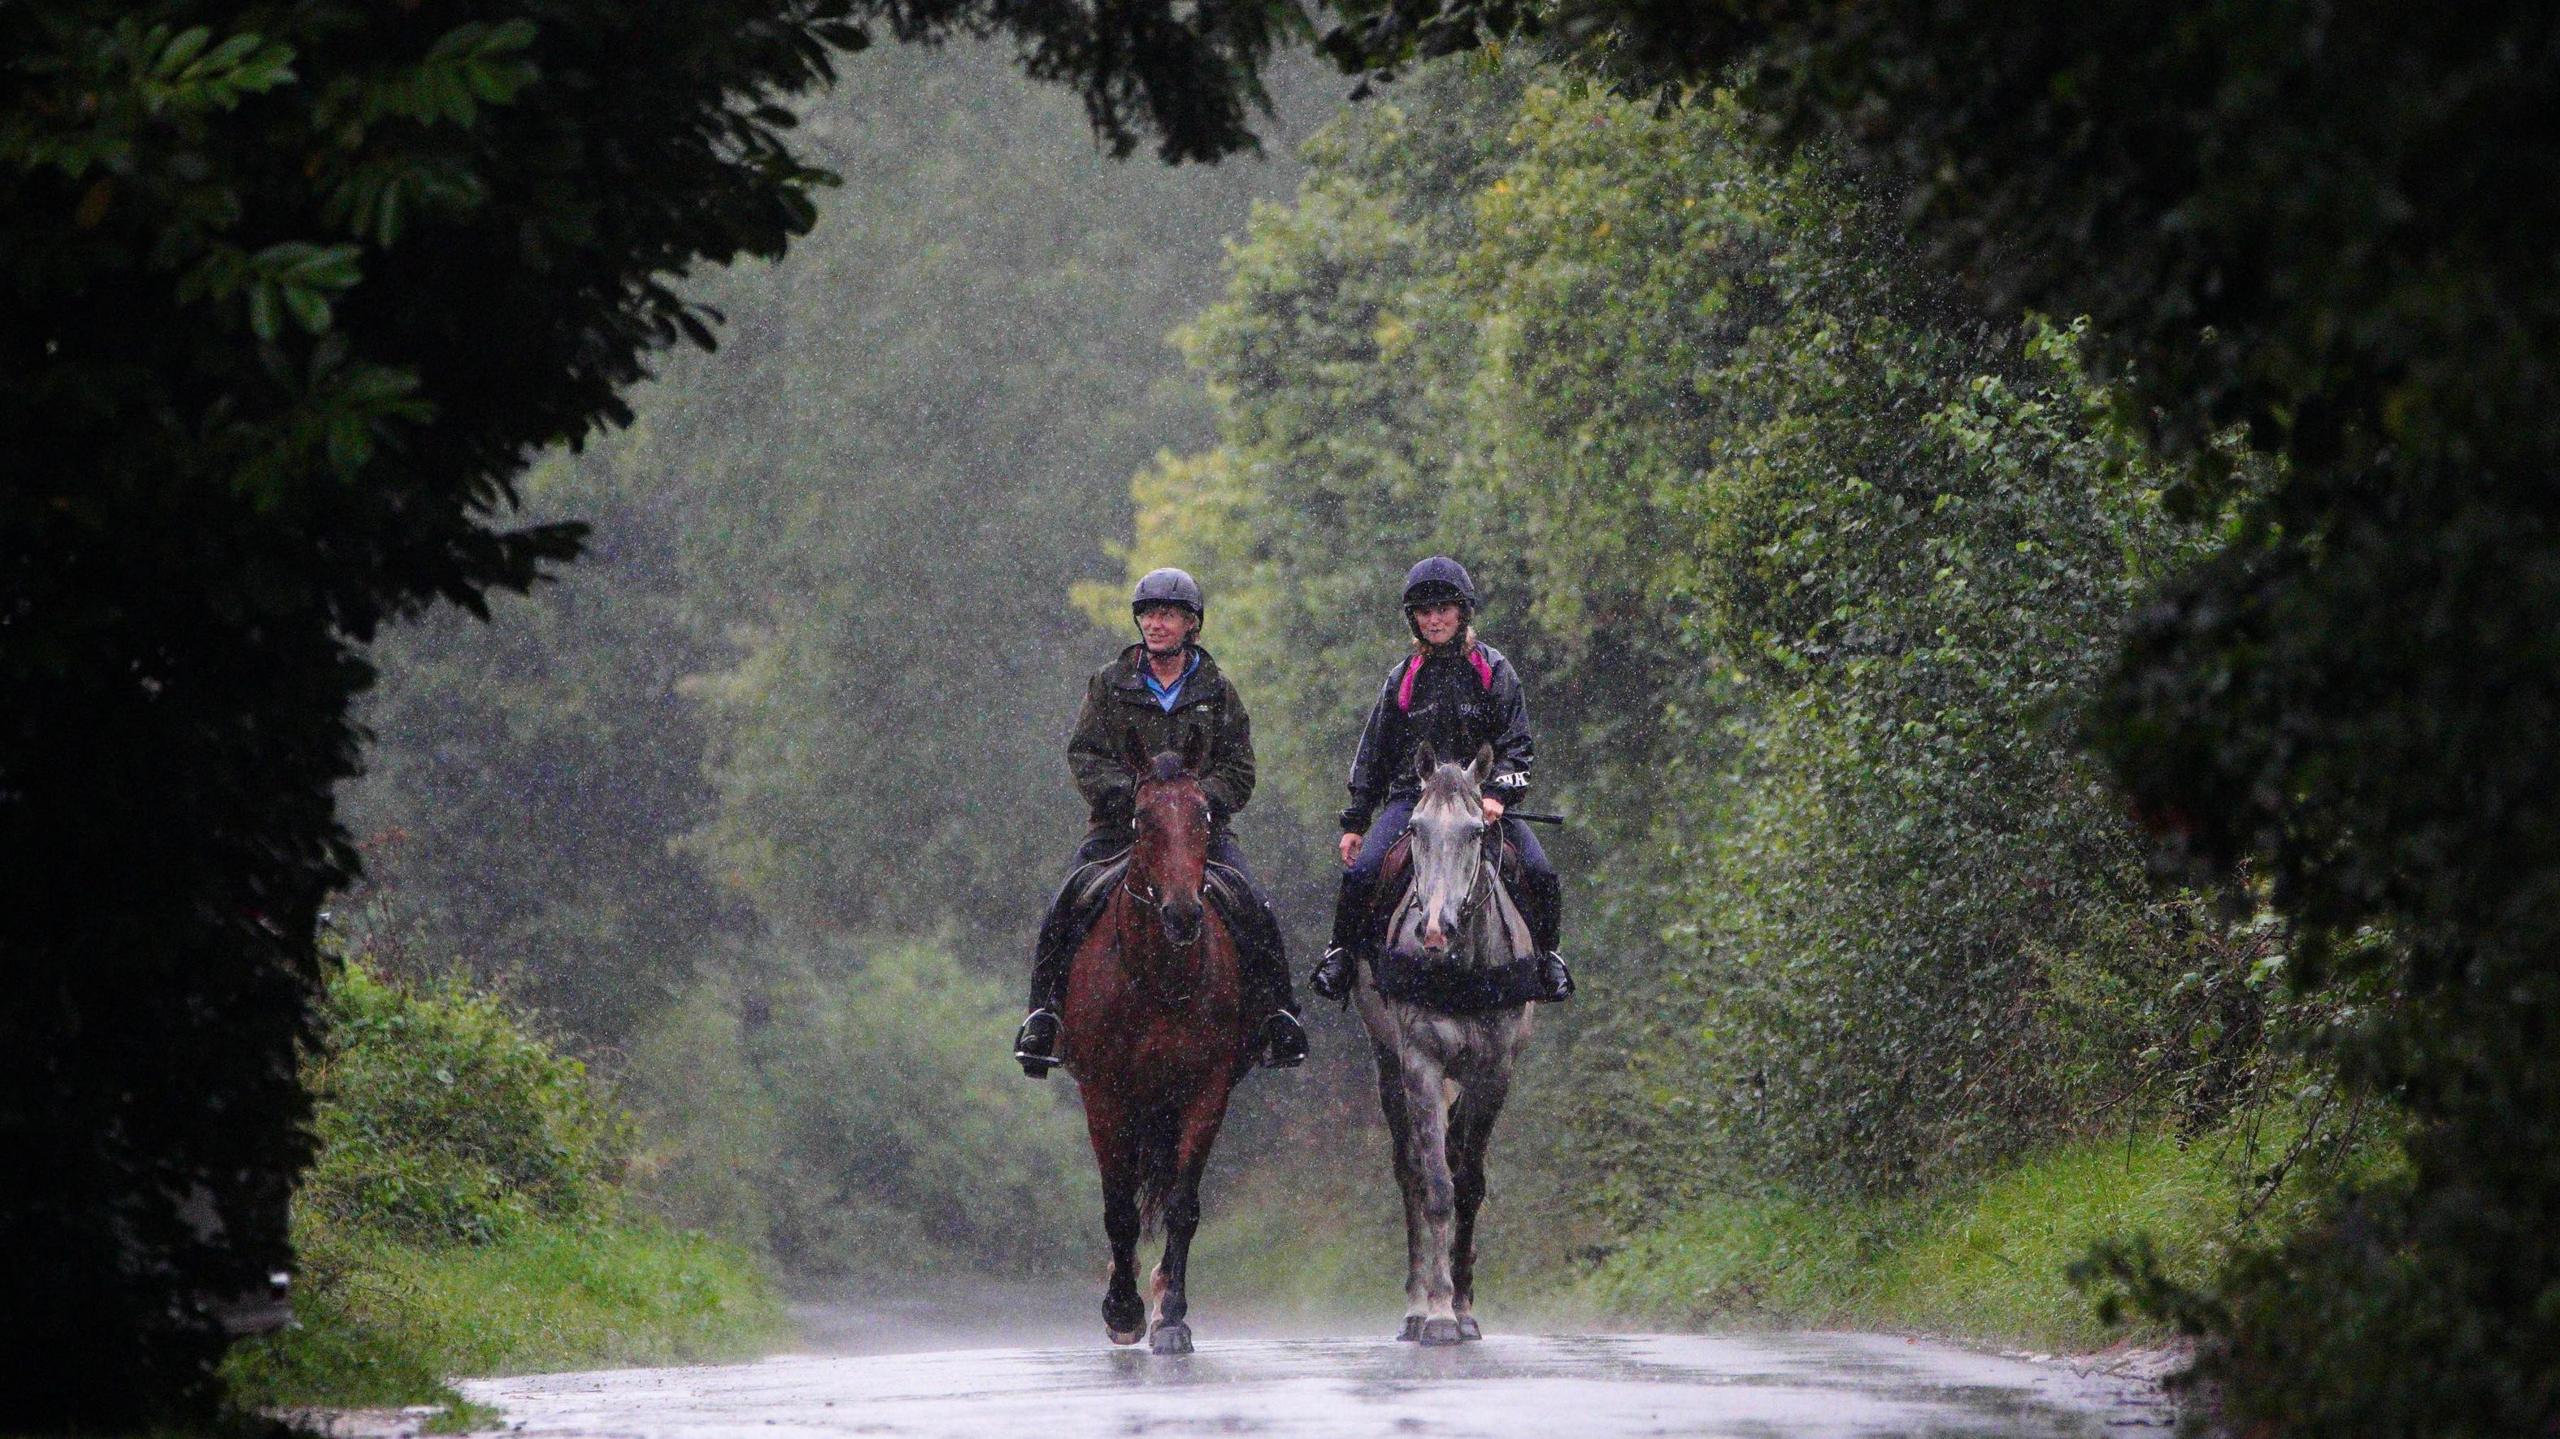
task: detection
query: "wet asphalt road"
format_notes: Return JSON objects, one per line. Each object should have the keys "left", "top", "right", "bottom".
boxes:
{"left": 458, "top": 1331, "right": 2175, "bottom": 1438}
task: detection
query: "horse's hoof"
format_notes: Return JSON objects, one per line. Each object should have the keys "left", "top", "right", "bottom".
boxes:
{"left": 1457, "top": 1316, "right": 1482, "bottom": 1341}
{"left": 1419, "top": 1318, "right": 1463, "bottom": 1346}
{"left": 1149, "top": 1321, "right": 1193, "bottom": 1355}
{"left": 1397, "top": 1315, "right": 1424, "bottom": 1342}
{"left": 1108, "top": 1328, "right": 1143, "bottom": 1347}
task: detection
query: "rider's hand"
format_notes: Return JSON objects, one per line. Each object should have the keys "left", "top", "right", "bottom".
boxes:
{"left": 1482, "top": 795, "right": 1506, "bottom": 825}
{"left": 1339, "top": 831, "right": 1362, "bottom": 868}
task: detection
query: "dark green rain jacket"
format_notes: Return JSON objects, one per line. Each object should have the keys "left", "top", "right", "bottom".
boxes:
{"left": 1068, "top": 643, "right": 1255, "bottom": 832}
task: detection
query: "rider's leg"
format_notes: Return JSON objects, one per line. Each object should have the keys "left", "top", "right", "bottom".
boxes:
{"left": 1502, "top": 817, "right": 1572, "bottom": 1001}
{"left": 1207, "top": 834, "right": 1306, "bottom": 1068}
{"left": 1016, "top": 830, "right": 1124, "bottom": 1074}
{"left": 1315, "top": 797, "right": 1416, "bottom": 1000}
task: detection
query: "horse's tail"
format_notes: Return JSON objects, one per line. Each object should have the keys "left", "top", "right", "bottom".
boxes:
{"left": 1132, "top": 1103, "right": 1183, "bottom": 1239}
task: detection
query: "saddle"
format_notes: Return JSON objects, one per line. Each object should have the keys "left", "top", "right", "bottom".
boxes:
{"left": 1359, "top": 829, "right": 1545, "bottom": 1013}
{"left": 1055, "top": 849, "right": 1258, "bottom": 957}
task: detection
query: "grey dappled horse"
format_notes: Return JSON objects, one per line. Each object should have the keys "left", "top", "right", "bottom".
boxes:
{"left": 1353, "top": 743, "right": 1538, "bottom": 1345}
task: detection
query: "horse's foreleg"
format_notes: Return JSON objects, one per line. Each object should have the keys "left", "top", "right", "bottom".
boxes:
{"left": 1371, "top": 1039, "right": 1430, "bottom": 1339}
{"left": 1148, "top": 1083, "right": 1231, "bottom": 1357}
{"left": 1395, "top": 1051, "right": 1462, "bottom": 1345}
{"left": 1087, "top": 1101, "right": 1145, "bottom": 1346}
{"left": 1448, "top": 1072, "right": 1510, "bottom": 1342}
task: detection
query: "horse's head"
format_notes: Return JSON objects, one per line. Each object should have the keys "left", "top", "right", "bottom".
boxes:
{"left": 1122, "top": 727, "right": 1213, "bottom": 948}
{"left": 1405, "top": 742, "right": 1495, "bottom": 956}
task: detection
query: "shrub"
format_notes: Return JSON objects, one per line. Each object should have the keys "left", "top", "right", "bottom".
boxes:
{"left": 300, "top": 962, "right": 627, "bottom": 1245}
{"left": 224, "top": 953, "right": 780, "bottom": 1409}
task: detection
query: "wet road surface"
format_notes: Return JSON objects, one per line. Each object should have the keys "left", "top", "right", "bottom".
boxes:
{"left": 459, "top": 1331, "right": 2175, "bottom": 1438}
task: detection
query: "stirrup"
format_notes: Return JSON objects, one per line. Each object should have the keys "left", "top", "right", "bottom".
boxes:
{"left": 1309, "top": 946, "right": 1354, "bottom": 1003}
{"left": 1255, "top": 1010, "right": 1308, "bottom": 1069}
{"left": 1013, "top": 1009, "right": 1063, "bottom": 1078}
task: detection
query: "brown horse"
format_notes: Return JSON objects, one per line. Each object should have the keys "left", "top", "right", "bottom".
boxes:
{"left": 1060, "top": 727, "right": 1251, "bottom": 1355}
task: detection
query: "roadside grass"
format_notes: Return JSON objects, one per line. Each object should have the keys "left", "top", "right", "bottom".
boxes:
{"left": 1198, "top": 1111, "right": 2378, "bottom": 1353}
{"left": 223, "top": 1214, "right": 786, "bottom": 1415}
{"left": 219, "top": 952, "right": 790, "bottom": 1421}
{"left": 1573, "top": 1121, "right": 2345, "bottom": 1350}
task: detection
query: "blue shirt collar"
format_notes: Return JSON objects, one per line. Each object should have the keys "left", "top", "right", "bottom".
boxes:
{"left": 1142, "top": 648, "right": 1202, "bottom": 712}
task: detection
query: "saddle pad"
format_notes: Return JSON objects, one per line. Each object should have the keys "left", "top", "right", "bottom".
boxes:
{"left": 1202, "top": 861, "right": 1255, "bottom": 923}
{"left": 1357, "top": 832, "right": 1415, "bottom": 948}
{"left": 1368, "top": 948, "right": 1546, "bottom": 1012}
{"left": 1065, "top": 850, "right": 1131, "bottom": 915}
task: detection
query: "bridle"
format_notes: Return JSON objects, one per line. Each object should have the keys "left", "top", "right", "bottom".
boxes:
{"left": 1121, "top": 790, "right": 1213, "bottom": 945}
{"left": 1407, "top": 798, "right": 1496, "bottom": 939}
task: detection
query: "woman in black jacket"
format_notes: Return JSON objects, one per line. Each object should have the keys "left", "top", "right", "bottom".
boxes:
{"left": 1310, "top": 556, "right": 1572, "bottom": 1003}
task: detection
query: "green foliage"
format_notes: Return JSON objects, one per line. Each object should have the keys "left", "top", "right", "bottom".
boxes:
{"left": 346, "top": 449, "right": 741, "bottom": 1046}
{"left": 1310, "top": 5, "right": 2560, "bottom": 1425}
{"left": 224, "top": 955, "right": 779, "bottom": 1410}
{"left": 300, "top": 962, "right": 627, "bottom": 1245}
{"left": 1137, "top": 61, "right": 2254, "bottom": 1221}
{"left": 1582, "top": 1124, "right": 2293, "bottom": 1352}
{"left": 1, "top": 1, "right": 1311, "bottom": 1417}
{"left": 626, "top": 936, "right": 1100, "bottom": 1276}
{"left": 227, "top": 1217, "right": 784, "bottom": 1411}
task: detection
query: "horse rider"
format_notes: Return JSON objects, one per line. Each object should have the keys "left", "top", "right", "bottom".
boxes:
{"left": 1310, "top": 556, "right": 1574, "bottom": 1004}
{"left": 1013, "top": 567, "right": 1311, "bottom": 1076}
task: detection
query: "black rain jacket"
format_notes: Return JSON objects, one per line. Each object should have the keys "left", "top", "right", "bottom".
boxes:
{"left": 1338, "top": 641, "right": 1534, "bottom": 834}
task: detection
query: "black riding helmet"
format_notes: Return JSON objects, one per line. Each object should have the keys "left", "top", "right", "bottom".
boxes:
{"left": 1132, "top": 567, "right": 1205, "bottom": 625}
{"left": 1401, "top": 556, "right": 1477, "bottom": 646}
{"left": 1401, "top": 555, "right": 1477, "bottom": 611}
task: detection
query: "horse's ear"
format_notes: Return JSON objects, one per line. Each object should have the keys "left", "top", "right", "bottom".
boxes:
{"left": 1469, "top": 744, "right": 1496, "bottom": 788}
{"left": 1179, "top": 725, "right": 1209, "bottom": 777}
{"left": 1414, "top": 740, "right": 1438, "bottom": 780}
{"left": 1123, "top": 728, "right": 1151, "bottom": 777}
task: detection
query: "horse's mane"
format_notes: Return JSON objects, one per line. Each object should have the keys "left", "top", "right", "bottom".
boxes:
{"left": 1146, "top": 751, "right": 1188, "bottom": 785}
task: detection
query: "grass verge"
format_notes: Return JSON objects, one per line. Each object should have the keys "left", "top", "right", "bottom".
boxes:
{"left": 1574, "top": 1124, "right": 2313, "bottom": 1350}
{"left": 223, "top": 1214, "right": 786, "bottom": 1414}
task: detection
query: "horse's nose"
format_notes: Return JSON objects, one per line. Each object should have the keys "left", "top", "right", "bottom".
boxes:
{"left": 1164, "top": 902, "right": 1203, "bottom": 946}
{"left": 1421, "top": 915, "right": 1449, "bottom": 952}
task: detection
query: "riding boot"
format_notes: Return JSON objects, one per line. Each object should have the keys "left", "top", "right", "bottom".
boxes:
{"left": 1513, "top": 864, "right": 1573, "bottom": 1003}
{"left": 1237, "top": 896, "right": 1307, "bottom": 1069}
{"left": 1013, "top": 899, "right": 1079, "bottom": 1078}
